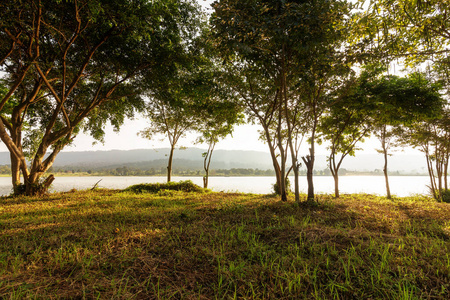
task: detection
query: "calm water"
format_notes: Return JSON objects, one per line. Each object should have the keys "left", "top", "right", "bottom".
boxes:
{"left": 0, "top": 175, "right": 434, "bottom": 197}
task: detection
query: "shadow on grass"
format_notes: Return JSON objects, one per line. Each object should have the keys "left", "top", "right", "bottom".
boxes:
{"left": 1, "top": 190, "right": 450, "bottom": 299}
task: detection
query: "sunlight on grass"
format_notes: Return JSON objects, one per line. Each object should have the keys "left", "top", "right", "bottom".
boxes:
{"left": 1, "top": 189, "right": 449, "bottom": 298}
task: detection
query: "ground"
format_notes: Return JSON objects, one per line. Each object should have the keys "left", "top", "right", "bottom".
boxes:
{"left": 0, "top": 189, "right": 449, "bottom": 299}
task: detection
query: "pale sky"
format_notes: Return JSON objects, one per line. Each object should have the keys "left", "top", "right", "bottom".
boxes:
{"left": 65, "top": 117, "right": 273, "bottom": 153}
{"left": 57, "top": 115, "right": 388, "bottom": 155}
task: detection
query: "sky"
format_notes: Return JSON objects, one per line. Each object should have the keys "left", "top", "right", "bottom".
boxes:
{"left": 0, "top": 0, "right": 420, "bottom": 156}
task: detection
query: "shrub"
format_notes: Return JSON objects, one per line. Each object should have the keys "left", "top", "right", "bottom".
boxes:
{"left": 272, "top": 178, "right": 291, "bottom": 195}
{"left": 441, "top": 189, "right": 450, "bottom": 203}
{"left": 124, "top": 180, "right": 204, "bottom": 194}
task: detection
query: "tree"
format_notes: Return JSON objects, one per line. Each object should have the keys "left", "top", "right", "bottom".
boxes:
{"left": 211, "top": 0, "right": 290, "bottom": 200}
{"left": 406, "top": 109, "right": 449, "bottom": 200}
{"left": 318, "top": 74, "right": 372, "bottom": 198}
{"left": 0, "top": 0, "right": 200, "bottom": 195}
{"left": 350, "top": 1, "right": 450, "bottom": 199}
{"left": 360, "top": 71, "right": 444, "bottom": 199}
{"left": 139, "top": 96, "right": 198, "bottom": 183}
{"left": 192, "top": 28, "right": 244, "bottom": 189}
{"left": 219, "top": 58, "right": 289, "bottom": 199}
{"left": 211, "top": 0, "right": 352, "bottom": 202}
{"left": 197, "top": 101, "right": 243, "bottom": 188}
{"left": 139, "top": 23, "right": 239, "bottom": 184}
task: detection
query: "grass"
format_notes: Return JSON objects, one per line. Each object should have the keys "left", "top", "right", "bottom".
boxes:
{"left": 0, "top": 189, "right": 449, "bottom": 299}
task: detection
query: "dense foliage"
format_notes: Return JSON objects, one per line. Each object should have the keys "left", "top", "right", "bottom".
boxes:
{"left": 0, "top": 0, "right": 201, "bottom": 195}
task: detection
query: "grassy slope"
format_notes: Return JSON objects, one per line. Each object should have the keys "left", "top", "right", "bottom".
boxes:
{"left": 0, "top": 190, "right": 449, "bottom": 299}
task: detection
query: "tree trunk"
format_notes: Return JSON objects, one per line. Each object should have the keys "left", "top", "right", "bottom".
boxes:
{"left": 277, "top": 131, "right": 287, "bottom": 201}
{"left": 203, "top": 142, "right": 215, "bottom": 189}
{"left": 287, "top": 137, "right": 300, "bottom": 202}
{"left": 445, "top": 154, "right": 449, "bottom": 190}
{"left": 23, "top": 174, "right": 55, "bottom": 196}
{"left": 425, "top": 151, "right": 438, "bottom": 199}
{"left": 383, "top": 150, "right": 391, "bottom": 199}
{"left": 0, "top": 118, "right": 30, "bottom": 195}
{"left": 10, "top": 153, "right": 21, "bottom": 194}
{"left": 333, "top": 173, "right": 339, "bottom": 198}
{"left": 436, "top": 149, "right": 443, "bottom": 199}
{"left": 203, "top": 174, "right": 208, "bottom": 189}
{"left": 285, "top": 94, "right": 300, "bottom": 202}
{"left": 302, "top": 144, "right": 315, "bottom": 203}
{"left": 305, "top": 156, "right": 314, "bottom": 202}
{"left": 279, "top": 156, "right": 287, "bottom": 201}
{"left": 280, "top": 44, "right": 295, "bottom": 202}
{"left": 293, "top": 162, "right": 300, "bottom": 202}
{"left": 167, "top": 145, "right": 175, "bottom": 182}
{"left": 329, "top": 152, "right": 340, "bottom": 198}
{"left": 262, "top": 124, "right": 282, "bottom": 194}
{"left": 277, "top": 105, "right": 287, "bottom": 202}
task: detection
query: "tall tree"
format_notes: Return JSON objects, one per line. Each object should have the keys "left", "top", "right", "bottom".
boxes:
{"left": 318, "top": 73, "right": 372, "bottom": 198}
{"left": 406, "top": 108, "right": 449, "bottom": 200}
{"left": 221, "top": 60, "right": 288, "bottom": 199}
{"left": 196, "top": 100, "right": 243, "bottom": 188}
{"left": 211, "top": 0, "right": 352, "bottom": 202}
{"left": 0, "top": 0, "right": 200, "bottom": 195}
{"left": 361, "top": 71, "right": 444, "bottom": 199}
{"left": 139, "top": 97, "right": 198, "bottom": 182}
{"left": 139, "top": 22, "right": 241, "bottom": 184}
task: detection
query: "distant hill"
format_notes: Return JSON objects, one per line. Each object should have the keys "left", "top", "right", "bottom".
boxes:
{"left": 0, "top": 148, "right": 428, "bottom": 174}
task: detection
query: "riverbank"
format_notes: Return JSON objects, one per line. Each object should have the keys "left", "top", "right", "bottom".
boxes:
{"left": 1, "top": 189, "right": 449, "bottom": 298}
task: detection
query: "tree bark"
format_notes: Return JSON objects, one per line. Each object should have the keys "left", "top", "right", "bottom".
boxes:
{"left": 425, "top": 150, "right": 438, "bottom": 199}
{"left": 333, "top": 173, "right": 339, "bottom": 198}
{"left": 167, "top": 145, "right": 175, "bottom": 182}
{"left": 302, "top": 146, "right": 315, "bottom": 203}
{"left": 292, "top": 160, "right": 300, "bottom": 202}
{"left": 9, "top": 153, "right": 21, "bottom": 195}
{"left": 262, "top": 123, "right": 282, "bottom": 194}
{"left": 203, "top": 174, "right": 208, "bottom": 189}
{"left": 276, "top": 101, "right": 287, "bottom": 202}
{"left": 203, "top": 141, "right": 216, "bottom": 189}
{"left": 383, "top": 149, "right": 391, "bottom": 199}
{"left": 281, "top": 54, "right": 300, "bottom": 202}
{"left": 445, "top": 154, "right": 449, "bottom": 190}
{"left": 329, "top": 156, "right": 339, "bottom": 198}
{"left": 10, "top": 153, "right": 21, "bottom": 194}
{"left": 278, "top": 149, "right": 287, "bottom": 201}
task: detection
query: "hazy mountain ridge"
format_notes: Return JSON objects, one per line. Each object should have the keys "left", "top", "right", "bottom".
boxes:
{"left": 0, "top": 148, "right": 428, "bottom": 173}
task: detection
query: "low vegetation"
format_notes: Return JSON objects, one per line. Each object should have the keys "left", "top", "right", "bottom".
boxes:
{"left": 1, "top": 189, "right": 449, "bottom": 299}
{"left": 124, "top": 180, "right": 204, "bottom": 194}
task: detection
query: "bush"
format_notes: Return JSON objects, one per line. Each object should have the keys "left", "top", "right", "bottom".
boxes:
{"left": 441, "top": 189, "right": 450, "bottom": 203}
{"left": 124, "top": 180, "right": 204, "bottom": 194}
{"left": 272, "top": 178, "right": 291, "bottom": 195}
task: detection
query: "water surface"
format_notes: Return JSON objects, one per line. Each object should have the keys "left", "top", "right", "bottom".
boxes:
{"left": 0, "top": 175, "right": 433, "bottom": 197}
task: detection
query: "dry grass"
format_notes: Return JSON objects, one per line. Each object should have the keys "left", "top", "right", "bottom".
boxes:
{"left": 0, "top": 189, "right": 449, "bottom": 299}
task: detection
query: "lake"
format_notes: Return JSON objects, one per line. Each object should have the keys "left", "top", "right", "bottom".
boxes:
{"left": 0, "top": 175, "right": 435, "bottom": 197}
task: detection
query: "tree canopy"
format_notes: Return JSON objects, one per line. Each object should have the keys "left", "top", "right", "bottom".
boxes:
{"left": 0, "top": 0, "right": 201, "bottom": 194}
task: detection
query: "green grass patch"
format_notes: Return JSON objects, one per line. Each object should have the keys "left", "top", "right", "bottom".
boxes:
{"left": 124, "top": 180, "right": 205, "bottom": 194}
{"left": 0, "top": 190, "right": 449, "bottom": 299}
